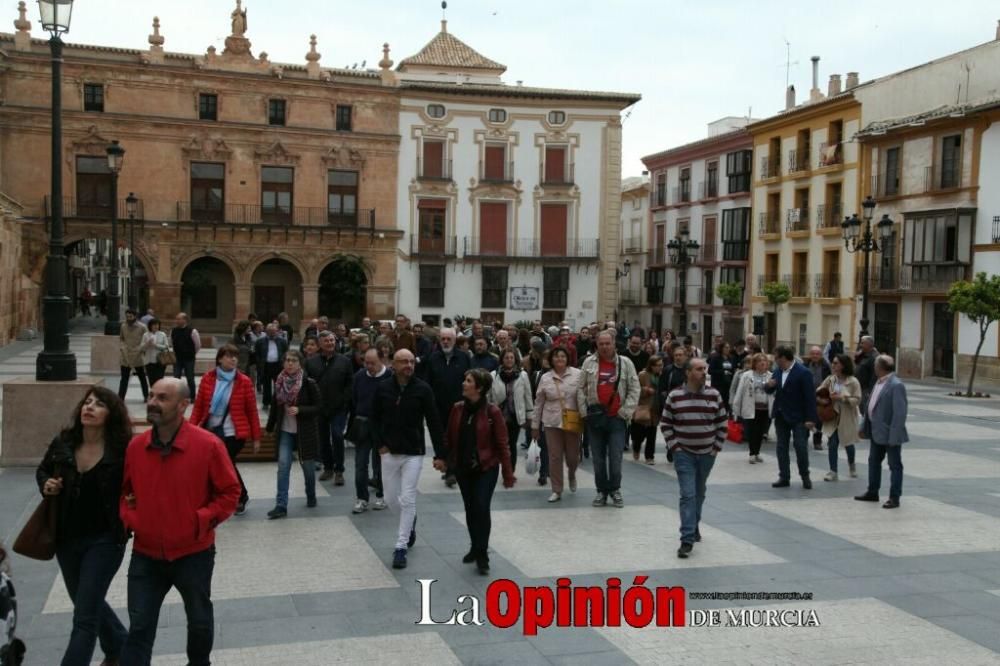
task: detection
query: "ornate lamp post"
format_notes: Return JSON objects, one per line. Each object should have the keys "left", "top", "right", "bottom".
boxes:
{"left": 668, "top": 229, "right": 700, "bottom": 335}
{"left": 126, "top": 192, "right": 138, "bottom": 307}
{"left": 35, "top": 0, "right": 76, "bottom": 381}
{"left": 613, "top": 257, "right": 631, "bottom": 323}
{"left": 103, "top": 140, "right": 125, "bottom": 335}
{"left": 841, "top": 195, "right": 894, "bottom": 340}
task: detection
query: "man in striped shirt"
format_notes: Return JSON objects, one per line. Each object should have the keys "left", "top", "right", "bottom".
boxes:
{"left": 660, "top": 358, "right": 727, "bottom": 559}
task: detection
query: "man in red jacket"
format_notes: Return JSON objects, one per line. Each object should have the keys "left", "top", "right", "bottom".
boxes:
{"left": 119, "top": 378, "right": 240, "bottom": 666}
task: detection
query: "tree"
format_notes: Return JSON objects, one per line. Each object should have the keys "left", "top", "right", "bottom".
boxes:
{"left": 716, "top": 282, "right": 744, "bottom": 307}
{"left": 318, "top": 254, "right": 369, "bottom": 320}
{"left": 761, "top": 281, "right": 790, "bottom": 347}
{"left": 947, "top": 272, "right": 1000, "bottom": 396}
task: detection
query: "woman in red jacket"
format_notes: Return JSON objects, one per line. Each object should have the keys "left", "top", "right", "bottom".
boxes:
{"left": 443, "top": 368, "right": 516, "bottom": 575}
{"left": 190, "top": 344, "right": 261, "bottom": 515}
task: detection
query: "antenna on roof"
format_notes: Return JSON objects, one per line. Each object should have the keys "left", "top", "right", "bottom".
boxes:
{"left": 780, "top": 38, "right": 799, "bottom": 90}
{"left": 441, "top": 1, "right": 448, "bottom": 32}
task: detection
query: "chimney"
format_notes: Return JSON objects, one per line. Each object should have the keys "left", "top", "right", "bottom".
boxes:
{"left": 785, "top": 84, "right": 796, "bottom": 110}
{"left": 811, "top": 56, "right": 820, "bottom": 92}
{"left": 846, "top": 72, "right": 860, "bottom": 90}
{"left": 828, "top": 74, "right": 842, "bottom": 97}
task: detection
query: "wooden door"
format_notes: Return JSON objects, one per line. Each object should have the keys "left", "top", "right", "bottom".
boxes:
{"left": 254, "top": 286, "right": 285, "bottom": 324}
{"left": 484, "top": 145, "right": 506, "bottom": 180}
{"left": 479, "top": 202, "right": 507, "bottom": 255}
{"left": 540, "top": 204, "right": 568, "bottom": 256}
{"left": 544, "top": 147, "right": 566, "bottom": 183}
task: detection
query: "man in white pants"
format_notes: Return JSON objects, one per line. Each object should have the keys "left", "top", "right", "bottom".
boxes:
{"left": 372, "top": 349, "right": 445, "bottom": 569}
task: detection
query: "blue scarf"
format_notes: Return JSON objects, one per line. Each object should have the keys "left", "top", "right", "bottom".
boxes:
{"left": 210, "top": 367, "right": 236, "bottom": 416}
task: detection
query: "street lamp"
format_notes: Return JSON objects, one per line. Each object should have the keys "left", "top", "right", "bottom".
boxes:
{"left": 103, "top": 140, "right": 125, "bottom": 335}
{"left": 35, "top": 0, "right": 76, "bottom": 381}
{"left": 668, "top": 229, "right": 700, "bottom": 335}
{"left": 842, "top": 195, "right": 894, "bottom": 341}
{"left": 126, "top": 192, "right": 138, "bottom": 308}
{"left": 615, "top": 257, "right": 631, "bottom": 280}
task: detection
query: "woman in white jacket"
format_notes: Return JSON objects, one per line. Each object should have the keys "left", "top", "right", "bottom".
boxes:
{"left": 731, "top": 352, "right": 774, "bottom": 464}
{"left": 490, "top": 349, "right": 534, "bottom": 474}
{"left": 141, "top": 318, "right": 170, "bottom": 386}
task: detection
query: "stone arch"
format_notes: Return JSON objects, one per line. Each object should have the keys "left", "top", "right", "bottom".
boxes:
{"left": 250, "top": 257, "right": 304, "bottom": 325}
{"left": 179, "top": 256, "right": 237, "bottom": 332}
{"left": 245, "top": 251, "right": 308, "bottom": 285}
{"left": 173, "top": 249, "right": 243, "bottom": 284}
{"left": 309, "top": 252, "right": 376, "bottom": 285}
{"left": 317, "top": 254, "right": 369, "bottom": 324}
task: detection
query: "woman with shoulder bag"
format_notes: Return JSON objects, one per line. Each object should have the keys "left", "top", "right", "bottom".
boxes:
{"left": 141, "top": 317, "right": 170, "bottom": 387}
{"left": 818, "top": 353, "right": 862, "bottom": 481}
{"left": 189, "top": 344, "right": 261, "bottom": 515}
{"left": 265, "top": 350, "right": 321, "bottom": 518}
{"left": 631, "top": 355, "right": 663, "bottom": 464}
{"left": 491, "top": 349, "right": 534, "bottom": 474}
{"left": 531, "top": 347, "right": 582, "bottom": 503}
{"left": 34, "top": 386, "right": 132, "bottom": 666}
{"left": 445, "top": 369, "right": 516, "bottom": 575}
{"left": 731, "top": 353, "right": 774, "bottom": 464}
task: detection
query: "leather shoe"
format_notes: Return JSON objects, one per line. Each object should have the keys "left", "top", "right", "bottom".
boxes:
{"left": 854, "top": 493, "right": 879, "bottom": 502}
{"left": 462, "top": 550, "right": 476, "bottom": 564}
{"left": 771, "top": 479, "right": 790, "bottom": 488}
{"left": 882, "top": 499, "right": 900, "bottom": 509}
{"left": 802, "top": 477, "right": 812, "bottom": 490}
{"left": 319, "top": 470, "right": 334, "bottom": 481}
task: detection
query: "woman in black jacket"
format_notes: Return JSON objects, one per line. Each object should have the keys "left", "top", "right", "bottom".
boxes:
{"left": 35, "top": 386, "right": 133, "bottom": 666}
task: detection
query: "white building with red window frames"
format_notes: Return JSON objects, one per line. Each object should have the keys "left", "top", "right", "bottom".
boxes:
{"left": 392, "top": 19, "right": 639, "bottom": 328}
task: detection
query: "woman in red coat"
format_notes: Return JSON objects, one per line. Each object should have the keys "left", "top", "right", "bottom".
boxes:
{"left": 190, "top": 343, "right": 261, "bottom": 515}
{"left": 443, "top": 368, "right": 516, "bottom": 575}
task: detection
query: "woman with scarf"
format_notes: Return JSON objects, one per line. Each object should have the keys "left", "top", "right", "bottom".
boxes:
{"left": 443, "top": 368, "right": 516, "bottom": 574}
{"left": 632, "top": 355, "right": 663, "bottom": 464}
{"left": 489, "top": 349, "right": 534, "bottom": 474}
{"left": 190, "top": 344, "right": 260, "bottom": 515}
{"left": 265, "top": 350, "right": 321, "bottom": 519}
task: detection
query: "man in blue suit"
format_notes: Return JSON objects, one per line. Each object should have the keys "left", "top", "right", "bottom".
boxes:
{"left": 855, "top": 355, "right": 908, "bottom": 509}
{"left": 766, "top": 346, "right": 818, "bottom": 489}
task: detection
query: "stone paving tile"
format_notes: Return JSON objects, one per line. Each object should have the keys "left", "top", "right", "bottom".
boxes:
{"left": 906, "top": 421, "right": 1000, "bottom": 440}
{"left": 454, "top": 505, "right": 784, "bottom": 577}
{"left": 152, "top": 631, "right": 461, "bottom": 665}
{"left": 750, "top": 496, "right": 1000, "bottom": 557}
{"left": 238, "top": 461, "right": 331, "bottom": 501}
{"left": 416, "top": 453, "right": 598, "bottom": 495}
{"left": 596, "top": 598, "right": 999, "bottom": 665}
{"left": 895, "top": 450, "right": 1000, "bottom": 479}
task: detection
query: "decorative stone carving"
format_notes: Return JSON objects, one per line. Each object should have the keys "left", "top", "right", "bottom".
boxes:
{"left": 321, "top": 144, "right": 365, "bottom": 169}
{"left": 66, "top": 126, "right": 113, "bottom": 167}
{"left": 255, "top": 140, "right": 300, "bottom": 165}
{"left": 13, "top": 1, "right": 30, "bottom": 51}
{"left": 181, "top": 135, "right": 232, "bottom": 164}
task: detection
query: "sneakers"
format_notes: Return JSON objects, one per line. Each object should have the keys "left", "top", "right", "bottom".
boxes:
{"left": 569, "top": 477, "right": 577, "bottom": 493}
{"left": 476, "top": 554, "right": 490, "bottom": 575}
{"left": 353, "top": 499, "right": 368, "bottom": 514}
{"left": 592, "top": 493, "right": 607, "bottom": 507}
{"left": 611, "top": 491, "right": 624, "bottom": 508}
{"left": 645, "top": 459, "right": 655, "bottom": 465}
{"left": 849, "top": 463, "right": 857, "bottom": 478}
{"left": 333, "top": 473, "right": 345, "bottom": 486}
{"left": 319, "top": 470, "right": 334, "bottom": 481}
{"left": 235, "top": 501, "right": 247, "bottom": 516}
{"left": 677, "top": 542, "right": 693, "bottom": 559}
{"left": 392, "top": 548, "right": 407, "bottom": 569}
{"left": 802, "top": 477, "right": 813, "bottom": 490}
{"left": 748, "top": 456, "right": 757, "bottom": 465}
{"left": 824, "top": 471, "right": 838, "bottom": 482}
{"left": 547, "top": 492, "right": 561, "bottom": 503}
{"left": 306, "top": 497, "right": 317, "bottom": 508}
{"left": 371, "top": 497, "right": 387, "bottom": 510}
{"left": 755, "top": 455, "right": 764, "bottom": 463}
{"left": 266, "top": 507, "right": 287, "bottom": 520}
{"left": 408, "top": 516, "right": 417, "bottom": 548}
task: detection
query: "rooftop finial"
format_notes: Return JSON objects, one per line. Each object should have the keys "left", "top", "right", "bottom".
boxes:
{"left": 306, "top": 34, "right": 320, "bottom": 62}
{"left": 231, "top": 0, "right": 247, "bottom": 37}
{"left": 148, "top": 16, "right": 164, "bottom": 47}
{"left": 441, "top": 0, "right": 447, "bottom": 33}
{"left": 14, "top": 1, "right": 30, "bottom": 32}
{"left": 379, "top": 42, "right": 394, "bottom": 70}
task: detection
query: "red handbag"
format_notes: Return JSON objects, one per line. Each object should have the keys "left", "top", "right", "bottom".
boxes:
{"left": 726, "top": 418, "right": 744, "bottom": 443}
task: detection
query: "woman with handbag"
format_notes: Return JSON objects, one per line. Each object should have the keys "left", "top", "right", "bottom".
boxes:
{"left": 531, "top": 347, "right": 582, "bottom": 503}
{"left": 491, "top": 349, "right": 534, "bottom": 474}
{"left": 265, "top": 350, "right": 321, "bottom": 518}
{"left": 189, "top": 344, "right": 261, "bottom": 515}
{"left": 818, "top": 353, "right": 862, "bottom": 481}
{"left": 731, "top": 353, "right": 774, "bottom": 464}
{"left": 445, "top": 369, "right": 516, "bottom": 574}
{"left": 33, "top": 386, "right": 132, "bottom": 666}
{"left": 631, "top": 355, "right": 663, "bottom": 464}
{"left": 141, "top": 317, "right": 170, "bottom": 387}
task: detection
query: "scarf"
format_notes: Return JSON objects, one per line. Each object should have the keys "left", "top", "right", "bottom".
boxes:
{"left": 275, "top": 369, "right": 303, "bottom": 406}
{"left": 209, "top": 368, "right": 236, "bottom": 416}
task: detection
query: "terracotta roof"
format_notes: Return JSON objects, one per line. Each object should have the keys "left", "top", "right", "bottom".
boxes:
{"left": 398, "top": 23, "right": 505, "bottom": 73}
{"left": 400, "top": 80, "right": 640, "bottom": 106}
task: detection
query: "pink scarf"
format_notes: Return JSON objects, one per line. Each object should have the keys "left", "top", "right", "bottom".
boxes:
{"left": 274, "top": 369, "right": 303, "bottom": 406}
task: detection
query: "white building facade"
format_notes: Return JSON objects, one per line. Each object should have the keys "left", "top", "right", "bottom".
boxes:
{"left": 617, "top": 176, "right": 650, "bottom": 328}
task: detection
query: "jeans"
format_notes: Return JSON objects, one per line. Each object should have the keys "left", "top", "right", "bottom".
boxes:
{"left": 746, "top": 409, "right": 770, "bottom": 457}
{"left": 145, "top": 362, "right": 166, "bottom": 388}
{"left": 319, "top": 411, "right": 347, "bottom": 473}
{"left": 630, "top": 423, "right": 656, "bottom": 461}
{"left": 118, "top": 365, "right": 149, "bottom": 401}
{"left": 773, "top": 412, "right": 810, "bottom": 481}
{"left": 504, "top": 416, "right": 520, "bottom": 473}
{"left": 827, "top": 431, "right": 856, "bottom": 473}
{"left": 867, "top": 442, "right": 903, "bottom": 500}
{"left": 457, "top": 466, "right": 499, "bottom": 556}
{"left": 276, "top": 430, "right": 317, "bottom": 509}
{"left": 55, "top": 533, "right": 128, "bottom": 666}
{"left": 121, "top": 548, "right": 215, "bottom": 666}
{"left": 173, "top": 358, "right": 196, "bottom": 401}
{"left": 222, "top": 436, "right": 249, "bottom": 505}
{"left": 380, "top": 453, "right": 422, "bottom": 550}
{"left": 587, "top": 416, "right": 627, "bottom": 494}
{"left": 673, "top": 450, "right": 716, "bottom": 544}
{"left": 353, "top": 429, "right": 382, "bottom": 502}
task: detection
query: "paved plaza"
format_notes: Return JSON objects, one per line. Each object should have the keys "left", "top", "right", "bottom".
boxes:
{"left": 1, "top": 327, "right": 999, "bottom": 664}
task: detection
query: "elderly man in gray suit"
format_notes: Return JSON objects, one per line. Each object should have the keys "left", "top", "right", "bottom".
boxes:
{"left": 855, "top": 354, "right": 908, "bottom": 509}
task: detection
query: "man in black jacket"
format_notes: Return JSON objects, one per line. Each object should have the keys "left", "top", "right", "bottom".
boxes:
{"left": 659, "top": 345, "right": 688, "bottom": 463}
{"left": 622, "top": 334, "right": 650, "bottom": 374}
{"left": 254, "top": 323, "right": 289, "bottom": 409}
{"left": 170, "top": 312, "right": 201, "bottom": 400}
{"left": 305, "top": 331, "right": 353, "bottom": 484}
{"left": 372, "top": 349, "right": 444, "bottom": 570}
{"left": 425, "top": 328, "right": 471, "bottom": 487}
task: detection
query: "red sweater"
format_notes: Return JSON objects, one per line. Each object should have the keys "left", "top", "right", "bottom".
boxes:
{"left": 189, "top": 369, "right": 261, "bottom": 442}
{"left": 121, "top": 421, "right": 241, "bottom": 561}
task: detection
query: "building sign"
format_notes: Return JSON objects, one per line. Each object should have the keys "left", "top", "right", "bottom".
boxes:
{"left": 509, "top": 286, "right": 539, "bottom": 310}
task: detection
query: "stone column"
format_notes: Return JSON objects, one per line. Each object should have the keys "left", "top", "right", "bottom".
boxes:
{"left": 150, "top": 282, "right": 181, "bottom": 318}
{"left": 301, "top": 283, "right": 319, "bottom": 327}
{"left": 235, "top": 282, "right": 252, "bottom": 320}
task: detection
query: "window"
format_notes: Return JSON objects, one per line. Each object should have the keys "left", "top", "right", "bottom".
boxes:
{"left": 655, "top": 173, "right": 666, "bottom": 206}
{"left": 702, "top": 270, "right": 715, "bottom": 305}
{"left": 726, "top": 149, "right": 752, "bottom": 193}
{"left": 268, "top": 99, "right": 286, "bottom": 126}
{"left": 483, "top": 144, "right": 508, "bottom": 181}
{"left": 719, "top": 267, "right": 745, "bottom": 293}
{"left": 540, "top": 204, "right": 568, "bottom": 256}
{"left": 417, "top": 199, "right": 446, "bottom": 254}
{"left": 544, "top": 145, "right": 568, "bottom": 183}
{"left": 190, "top": 162, "right": 225, "bottom": 221}
{"left": 548, "top": 110, "right": 566, "bottom": 124}
{"left": 261, "top": 166, "right": 293, "bottom": 224}
{"left": 328, "top": 170, "right": 358, "bottom": 225}
{"left": 335, "top": 105, "right": 352, "bottom": 131}
{"left": 421, "top": 140, "right": 447, "bottom": 179}
{"left": 644, "top": 268, "right": 665, "bottom": 304}
{"left": 488, "top": 108, "right": 507, "bottom": 123}
{"left": 419, "top": 265, "right": 446, "bottom": 307}
{"left": 479, "top": 202, "right": 508, "bottom": 255}
{"left": 721, "top": 208, "right": 750, "bottom": 260}
{"left": 76, "top": 156, "right": 112, "bottom": 217}
{"left": 83, "top": 83, "right": 104, "bottom": 112}
{"left": 940, "top": 135, "right": 961, "bottom": 188}
{"left": 199, "top": 93, "right": 218, "bottom": 121}
{"left": 426, "top": 104, "right": 446, "bottom": 118}
{"left": 679, "top": 167, "right": 691, "bottom": 202}
{"left": 543, "top": 267, "right": 569, "bottom": 308}
{"left": 422, "top": 314, "right": 441, "bottom": 327}
{"left": 904, "top": 212, "right": 972, "bottom": 265}
{"left": 706, "top": 161, "right": 718, "bottom": 198}
{"left": 482, "top": 266, "right": 508, "bottom": 308}
{"left": 883, "top": 147, "right": 900, "bottom": 195}
{"left": 542, "top": 310, "right": 564, "bottom": 327}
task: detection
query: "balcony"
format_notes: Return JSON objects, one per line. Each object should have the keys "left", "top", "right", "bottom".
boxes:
{"left": 693, "top": 242, "right": 717, "bottom": 264}
{"left": 788, "top": 149, "right": 810, "bottom": 175}
{"left": 417, "top": 157, "right": 453, "bottom": 181}
{"left": 900, "top": 263, "right": 970, "bottom": 293}
{"left": 176, "top": 202, "right": 378, "bottom": 229}
{"left": 648, "top": 246, "right": 667, "bottom": 266}
{"left": 814, "top": 273, "right": 840, "bottom": 298}
{"left": 699, "top": 179, "right": 719, "bottom": 200}
{"left": 786, "top": 208, "right": 810, "bottom": 232}
{"left": 871, "top": 171, "right": 901, "bottom": 198}
{"left": 673, "top": 183, "right": 691, "bottom": 204}
{"left": 993, "top": 215, "right": 1000, "bottom": 243}
{"left": 462, "top": 237, "right": 599, "bottom": 261}
{"left": 653, "top": 184, "right": 667, "bottom": 208}
{"left": 756, "top": 274, "right": 780, "bottom": 296}
{"left": 44, "top": 196, "right": 145, "bottom": 220}
{"left": 785, "top": 273, "right": 810, "bottom": 298}
{"left": 540, "top": 162, "right": 575, "bottom": 186}
{"left": 619, "top": 288, "right": 642, "bottom": 306}
{"left": 410, "top": 235, "right": 457, "bottom": 258}
{"left": 759, "top": 211, "right": 781, "bottom": 236}
{"left": 480, "top": 160, "right": 514, "bottom": 184}
{"left": 760, "top": 156, "right": 781, "bottom": 179}
{"left": 924, "top": 165, "right": 961, "bottom": 193}
{"left": 816, "top": 202, "right": 843, "bottom": 230}
{"left": 622, "top": 237, "right": 644, "bottom": 254}
{"left": 856, "top": 266, "right": 901, "bottom": 293}
{"left": 818, "top": 142, "right": 842, "bottom": 167}
{"left": 720, "top": 239, "right": 750, "bottom": 262}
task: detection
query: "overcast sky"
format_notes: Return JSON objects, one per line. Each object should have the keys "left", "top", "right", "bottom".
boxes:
{"left": 52, "top": 0, "right": 1000, "bottom": 177}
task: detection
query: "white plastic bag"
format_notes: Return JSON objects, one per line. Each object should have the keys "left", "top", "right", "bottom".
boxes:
{"left": 524, "top": 438, "right": 541, "bottom": 475}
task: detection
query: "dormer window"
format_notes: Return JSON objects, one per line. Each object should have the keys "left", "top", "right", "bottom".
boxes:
{"left": 548, "top": 110, "right": 566, "bottom": 125}
{"left": 427, "top": 104, "right": 446, "bottom": 118}
{"left": 488, "top": 108, "right": 507, "bottom": 123}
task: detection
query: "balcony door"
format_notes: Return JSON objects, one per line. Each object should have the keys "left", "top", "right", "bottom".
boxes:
{"left": 418, "top": 200, "right": 446, "bottom": 254}
{"left": 479, "top": 202, "right": 508, "bottom": 255}
{"left": 932, "top": 302, "right": 954, "bottom": 378}
{"left": 261, "top": 166, "right": 293, "bottom": 224}
{"left": 76, "top": 156, "right": 113, "bottom": 218}
{"left": 873, "top": 303, "right": 898, "bottom": 360}
{"left": 540, "top": 203, "right": 568, "bottom": 256}
{"left": 191, "top": 162, "right": 224, "bottom": 222}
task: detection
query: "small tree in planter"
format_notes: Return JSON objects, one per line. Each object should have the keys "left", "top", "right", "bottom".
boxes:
{"left": 716, "top": 282, "right": 744, "bottom": 309}
{"left": 947, "top": 272, "right": 1000, "bottom": 397}
{"left": 761, "top": 281, "right": 791, "bottom": 347}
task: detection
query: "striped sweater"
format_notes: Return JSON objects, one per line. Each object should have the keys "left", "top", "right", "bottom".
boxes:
{"left": 659, "top": 385, "right": 727, "bottom": 455}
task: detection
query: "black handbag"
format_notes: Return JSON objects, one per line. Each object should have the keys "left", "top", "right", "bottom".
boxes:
{"left": 346, "top": 416, "right": 371, "bottom": 444}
